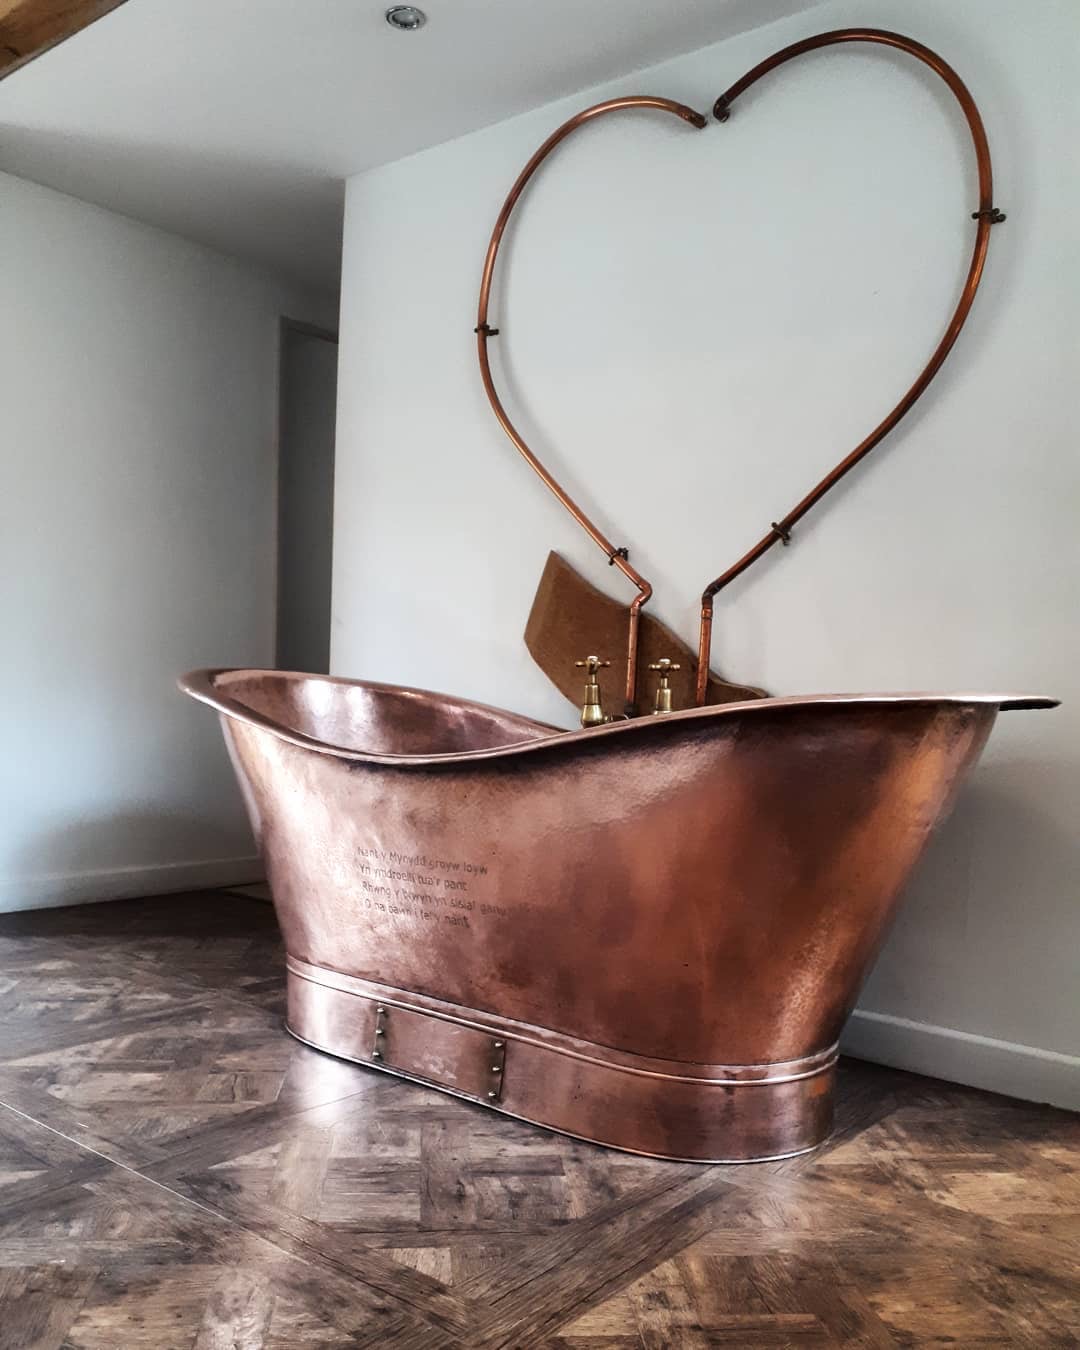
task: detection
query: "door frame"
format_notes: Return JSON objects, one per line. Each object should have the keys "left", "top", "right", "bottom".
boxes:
{"left": 274, "top": 316, "right": 339, "bottom": 671}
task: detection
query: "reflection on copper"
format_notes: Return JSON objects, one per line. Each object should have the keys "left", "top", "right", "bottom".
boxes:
{"left": 473, "top": 31, "right": 1005, "bottom": 713}
{"left": 179, "top": 668, "right": 1056, "bottom": 1161}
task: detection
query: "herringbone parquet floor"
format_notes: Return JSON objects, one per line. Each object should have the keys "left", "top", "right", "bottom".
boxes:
{"left": 0, "top": 892, "right": 1076, "bottom": 1348}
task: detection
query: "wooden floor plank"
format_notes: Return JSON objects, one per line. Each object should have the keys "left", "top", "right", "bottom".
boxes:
{"left": 0, "top": 891, "right": 1076, "bottom": 1348}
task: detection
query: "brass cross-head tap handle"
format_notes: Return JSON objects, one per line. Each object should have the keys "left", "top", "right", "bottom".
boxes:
{"left": 648, "top": 658, "right": 681, "bottom": 715}
{"left": 575, "top": 656, "right": 611, "bottom": 727}
{"left": 575, "top": 655, "right": 610, "bottom": 676}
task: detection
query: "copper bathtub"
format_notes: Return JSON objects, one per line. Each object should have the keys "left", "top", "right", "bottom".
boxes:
{"left": 180, "top": 669, "right": 1054, "bottom": 1162}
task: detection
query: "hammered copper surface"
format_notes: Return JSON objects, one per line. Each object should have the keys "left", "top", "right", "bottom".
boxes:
{"left": 179, "top": 668, "right": 1056, "bottom": 1161}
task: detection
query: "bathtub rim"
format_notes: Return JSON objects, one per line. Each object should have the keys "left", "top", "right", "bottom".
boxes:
{"left": 179, "top": 667, "right": 1057, "bottom": 768}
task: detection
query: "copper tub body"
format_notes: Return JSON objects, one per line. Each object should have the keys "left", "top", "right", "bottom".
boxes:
{"left": 181, "top": 669, "right": 1054, "bottom": 1163}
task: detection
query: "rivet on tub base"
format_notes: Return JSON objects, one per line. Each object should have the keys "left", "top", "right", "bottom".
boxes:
{"left": 286, "top": 958, "right": 837, "bottom": 1164}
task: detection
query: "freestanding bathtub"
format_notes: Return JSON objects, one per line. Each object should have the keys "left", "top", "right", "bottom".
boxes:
{"left": 180, "top": 668, "right": 1054, "bottom": 1162}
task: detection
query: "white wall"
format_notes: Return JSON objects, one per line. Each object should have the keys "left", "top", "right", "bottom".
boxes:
{"left": 333, "top": 0, "right": 1079, "bottom": 1107}
{"left": 0, "top": 172, "right": 337, "bottom": 912}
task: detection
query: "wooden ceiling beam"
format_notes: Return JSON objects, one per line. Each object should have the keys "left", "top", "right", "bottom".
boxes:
{"left": 0, "top": 0, "right": 130, "bottom": 79}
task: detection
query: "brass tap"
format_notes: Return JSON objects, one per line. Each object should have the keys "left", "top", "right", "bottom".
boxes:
{"left": 648, "top": 659, "right": 681, "bottom": 715}
{"left": 575, "top": 656, "right": 611, "bottom": 728}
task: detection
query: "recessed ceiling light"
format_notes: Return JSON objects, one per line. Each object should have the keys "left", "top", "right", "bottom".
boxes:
{"left": 385, "top": 5, "right": 426, "bottom": 30}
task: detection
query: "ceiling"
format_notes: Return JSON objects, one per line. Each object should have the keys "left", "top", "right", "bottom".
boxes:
{"left": 0, "top": 0, "right": 823, "bottom": 291}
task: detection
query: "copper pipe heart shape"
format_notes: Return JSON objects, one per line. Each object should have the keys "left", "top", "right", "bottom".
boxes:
{"left": 475, "top": 28, "right": 1005, "bottom": 714}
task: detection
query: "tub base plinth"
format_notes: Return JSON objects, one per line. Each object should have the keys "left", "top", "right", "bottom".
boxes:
{"left": 286, "top": 958, "right": 836, "bottom": 1164}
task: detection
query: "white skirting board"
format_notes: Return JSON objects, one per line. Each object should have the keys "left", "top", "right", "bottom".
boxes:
{"left": 0, "top": 856, "right": 264, "bottom": 913}
{"left": 843, "top": 1009, "right": 1080, "bottom": 1112}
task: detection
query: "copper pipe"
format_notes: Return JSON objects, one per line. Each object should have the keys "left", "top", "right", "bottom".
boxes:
{"left": 696, "top": 29, "right": 1001, "bottom": 703}
{"left": 471, "top": 41, "right": 1001, "bottom": 714}
{"left": 476, "top": 97, "right": 707, "bottom": 714}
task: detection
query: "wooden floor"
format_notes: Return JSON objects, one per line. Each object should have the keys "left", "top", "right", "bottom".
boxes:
{"left": 0, "top": 893, "right": 1077, "bottom": 1348}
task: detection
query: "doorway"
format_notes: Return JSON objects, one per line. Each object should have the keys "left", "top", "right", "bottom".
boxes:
{"left": 275, "top": 319, "right": 338, "bottom": 674}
